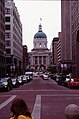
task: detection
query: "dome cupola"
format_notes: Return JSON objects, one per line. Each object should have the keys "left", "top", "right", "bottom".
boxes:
{"left": 34, "top": 24, "right": 47, "bottom": 39}
{"left": 33, "top": 22, "right": 47, "bottom": 49}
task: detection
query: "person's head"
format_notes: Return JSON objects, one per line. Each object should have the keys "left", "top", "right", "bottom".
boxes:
{"left": 10, "top": 97, "right": 31, "bottom": 118}
{"left": 65, "top": 104, "right": 79, "bottom": 119}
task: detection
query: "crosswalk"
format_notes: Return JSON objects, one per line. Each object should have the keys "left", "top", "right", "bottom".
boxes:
{"left": 0, "top": 89, "right": 79, "bottom": 119}
{"left": 0, "top": 95, "right": 16, "bottom": 109}
{"left": 32, "top": 95, "right": 41, "bottom": 119}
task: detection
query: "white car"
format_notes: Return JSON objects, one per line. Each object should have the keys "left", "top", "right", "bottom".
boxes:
{"left": 11, "top": 78, "right": 19, "bottom": 88}
{"left": 42, "top": 74, "right": 49, "bottom": 80}
{"left": 33, "top": 72, "right": 38, "bottom": 77}
{"left": 25, "top": 72, "right": 33, "bottom": 82}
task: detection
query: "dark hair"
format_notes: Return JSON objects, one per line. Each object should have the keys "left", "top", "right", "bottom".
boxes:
{"left": 10, "top": 97, "right": 32, "bottom": 119}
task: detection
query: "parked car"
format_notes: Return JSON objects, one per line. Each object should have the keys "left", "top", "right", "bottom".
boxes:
{"left": 56, "top": 74, "right": 68, "bottom": 85}
{"left": 25, "top": 71, "right": 33, "bottom": 76}
{"left": 0, "top": 77, "right": 12, "bottom": 91}
{"left": 11, "top": 78, "right": 19, "bottom": 88}
{"left": 39, "top": 72, "right": 43, "bottom": 77}
{"left": 17, "top": 75, "right": 24, "bottom": 85}
{"left": 67, "top": 78, "right": 79, "bottom": 88}
{"left": 55, "top": 74, "right": 63, "bottom": 84}
{"left": 48, "top": 73, "right": 56, "bottom": 80}
{"left": 27, "top": 75, "right": 33, "bottom": 82}
{"left": 22, "top": 75, "right": 28, "bottom": 83}
{"left": 33, "top": 72, "right": 38, "bottom": 77}
{"left": 62, "top": 77, "right": 70, "bottom": 87}
{"left": 25, "top": 72, "right": 33, "bottom": 82}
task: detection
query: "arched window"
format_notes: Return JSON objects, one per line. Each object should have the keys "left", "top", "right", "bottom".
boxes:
{"left": 39, "top": 43, "right": 41, "bottom": 47}
{"left": 44, "top": 43, "right": 46, "bottom": 47}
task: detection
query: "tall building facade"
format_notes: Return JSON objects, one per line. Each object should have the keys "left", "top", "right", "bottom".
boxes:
{"left": 57, "top": 32, "right": 62, "bottom": 63}
{"left": 23, "top": 45, "right": 28, "bottom": 72}
{"left": 0, "top": 0, "right": 5, "bottom": 77}
{"left": 5, "top": 0, "right": 23, "bottom": 76}
{"left": 52, "top": 37, "right": 59, "bottom": 65}
{"left": 30, "top": 24, "right": 52, "bottom": 72}
{"left": 70, "top": 1, "right": 79, "bottom": 77}
{"left": 61, "top": 0, "right": 79, "bottom": 77}
{"left": 60, "top": 1, "right": 72, "bottom": 75}
{"left": 61, "top": 1, "right": 72, "bottom": 62}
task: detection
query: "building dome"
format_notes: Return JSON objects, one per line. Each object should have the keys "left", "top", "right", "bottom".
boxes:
{"left": 34, "top": 24, "right": 47, "bottom": 39}
{"left": 34, "top": 31, "right": 47, "bottom": 38}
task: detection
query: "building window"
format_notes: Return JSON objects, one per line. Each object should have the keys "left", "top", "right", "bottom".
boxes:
{"left": 5, "top": 32, "right": 11, "bottom": 38}
{"left": 39, "top": 43, "right": 41, "bottom": 47}
{"left": 39, "top": 56, "right": 42, "bottom": 64}
{"left": 6, "top": 57, "right": 11, "bottom": 64}
{"left": 5, "top": 17, "right": 10, "bottom": 22}
{"left": 6, "top": 49, "right": 11, "bottom": 54}
{"left": 35, "top": 56, "right": 37, "bottom": 65}
{"left": 44, "top": 43, "right": 46, "bottom": 47}
{"left": 43, "top": 56, "right": 46, "bottom": 65}
{"left": 5, "top": 40, "right": 11, "bottom": 46}
{"left": 5, "top": 25, "right": 10, "bottom": 30}
{"left": 5, "top": 8, "right": 10, "bottom": 14}
{"left": 77, "top": 30, "right": 79, "bottom": 42}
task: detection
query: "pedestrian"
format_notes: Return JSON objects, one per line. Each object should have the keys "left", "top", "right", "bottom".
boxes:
{"left": 10, "top": 97, "right": 34, "bottom": 119}
{"left": 65, "top": 104, "right": 79, "bottom": 119}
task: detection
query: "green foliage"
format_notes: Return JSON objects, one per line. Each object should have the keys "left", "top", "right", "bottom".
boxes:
{"left": 47, "top": 65, "right": 58, "bottom": 74}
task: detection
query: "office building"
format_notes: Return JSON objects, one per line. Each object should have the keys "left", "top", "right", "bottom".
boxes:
{"left": 5, "top": 0, "right": 23, "bottom": 76}
{"left": 0, "top": 0, "right": 5, "bottom": 77}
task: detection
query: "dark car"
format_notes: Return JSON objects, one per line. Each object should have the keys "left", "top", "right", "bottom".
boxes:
{"left": 55, "top": 73, "right": 71, "bottom": 86}
{"left": 55, "top": 74, "right": 67, "bottom": 85}
{"left": 0, "top": 77, "right": 12, "bottom": 91}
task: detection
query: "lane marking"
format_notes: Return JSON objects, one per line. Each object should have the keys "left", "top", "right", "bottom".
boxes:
{"left": 12, "top": 89, "right": 78, "bottom": 92}
{"left": 42, "top": 94, "right": 79, "bottom": 96}
{"left": 32, "top": 95, "right": 41, "bottom": 119}
{"left": 0, "top": 95, "right": 16, "bottom": 109}
{"left": 0, "top": 95, "right": 15, "bottom": 97}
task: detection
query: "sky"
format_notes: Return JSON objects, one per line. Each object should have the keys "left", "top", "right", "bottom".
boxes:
{"left": 14, "top": 0, "right": 61, "bottom": 52}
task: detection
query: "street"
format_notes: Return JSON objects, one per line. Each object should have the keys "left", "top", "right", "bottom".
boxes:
{"left": 0, "top": 76, "right": 79, "bottom": 119}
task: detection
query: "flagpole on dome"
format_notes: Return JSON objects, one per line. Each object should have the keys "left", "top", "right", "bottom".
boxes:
{"left": 39, "top": 18, "right": 42, "bottom": 31}
{"left": 40, "top": 18, "right": 42, "bottom": 21}
{"left": 40, "top": 18, "right": 42, "bottom": 25}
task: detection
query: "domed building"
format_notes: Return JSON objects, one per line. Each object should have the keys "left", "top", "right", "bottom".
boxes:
{"left": 29, "top": 23, "right": 52, "bottom": 72}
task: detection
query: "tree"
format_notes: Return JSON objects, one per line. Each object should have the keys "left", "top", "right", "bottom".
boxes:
{"left": 47, "top": 65, "right": 58, "bottom": 74}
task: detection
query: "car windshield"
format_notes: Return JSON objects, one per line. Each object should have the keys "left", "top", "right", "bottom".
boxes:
{"left": 0, "top": 78, "right": 8, "bottom": 82}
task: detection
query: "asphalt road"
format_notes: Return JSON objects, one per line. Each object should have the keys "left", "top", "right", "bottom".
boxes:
{"left": 0, "top": 76, "right": 79, "bottom": 119}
